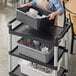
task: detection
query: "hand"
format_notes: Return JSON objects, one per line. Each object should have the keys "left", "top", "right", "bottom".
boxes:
{"left": 48, "top": 13, "right": 56, "bottom": 20}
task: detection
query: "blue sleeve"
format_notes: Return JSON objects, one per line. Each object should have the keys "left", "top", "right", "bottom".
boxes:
{"left": 31, "top": 0, "right": 37, "bottom": 6}
{"left": 49, "top": 0, "right": 64, "bottom": 14}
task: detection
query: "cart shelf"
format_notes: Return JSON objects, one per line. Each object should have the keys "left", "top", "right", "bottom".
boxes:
{"left": 8, "top": 22, "right": 70, "bottom": 43}
{"left": 9, "top": 65, "right": 65, "bottom": 76}
{"left": 9, "top": 46, "right": 66, "bottom": 70}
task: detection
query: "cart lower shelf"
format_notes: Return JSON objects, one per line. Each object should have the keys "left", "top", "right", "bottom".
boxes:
{"left": 9, "top": 65, "right": 65, "bottom": 76}
{"left": 9, "top": 46, "right": 66, "bottom": 70}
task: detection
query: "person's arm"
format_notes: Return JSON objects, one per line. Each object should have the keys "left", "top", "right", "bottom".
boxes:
{"left": 48, "top": 10, "right": 62, "bottom": 20}
{"left": 21, "top": 0, "right": 36, "bottom": 7}
{"left": 21, "top": 2, "right": 32, "bottom": 7}
{"left": 48, "top": 0, "right": 64, "bottom": 20}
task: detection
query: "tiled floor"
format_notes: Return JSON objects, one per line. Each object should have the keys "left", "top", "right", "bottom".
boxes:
{"left": 0, "top": 2, "right": 76, "bottom": 76}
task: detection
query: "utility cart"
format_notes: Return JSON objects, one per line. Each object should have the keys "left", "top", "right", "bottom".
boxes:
{"left": 8, "top": 3, "right": 71, "bottom": 76}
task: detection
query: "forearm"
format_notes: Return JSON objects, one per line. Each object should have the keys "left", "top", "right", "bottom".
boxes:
{"left": 23, "top": 2, "right": 32, "bottom": 7}
{"left": 21, "top": 0, "right": 36, "bottom": 7}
